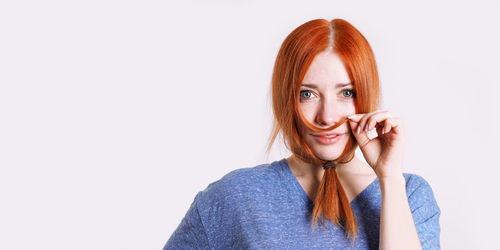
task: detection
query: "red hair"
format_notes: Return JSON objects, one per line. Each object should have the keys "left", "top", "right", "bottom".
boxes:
{"left": 266, "top": 18, "right": 380, "bottom": 243}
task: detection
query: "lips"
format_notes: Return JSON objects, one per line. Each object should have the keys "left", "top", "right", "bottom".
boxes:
{"left": 312, "top": 133, "right": 344, "bottom": 137}
{"left": 312, "top": 133, "right": 343, "bottom": 144}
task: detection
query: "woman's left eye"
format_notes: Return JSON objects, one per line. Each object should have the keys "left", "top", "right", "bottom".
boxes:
{"left": 342, "top": 89, "right": 356, "bottom": 98}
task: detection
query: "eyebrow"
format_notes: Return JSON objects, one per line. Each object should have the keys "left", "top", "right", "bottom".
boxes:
{"left": 301, "top": 82, "right": 353, "bottom": 89}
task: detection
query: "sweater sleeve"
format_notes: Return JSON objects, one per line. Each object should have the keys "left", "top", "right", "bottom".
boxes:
{"left": 406, "top": 174, "right": 441, "bottom": 250}
{"left": 163, "top": 192, "right": 211, "bottom": 250}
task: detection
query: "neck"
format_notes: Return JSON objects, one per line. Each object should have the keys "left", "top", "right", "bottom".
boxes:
{"left": 286, "top": 154, "right": 369, "bottom": 182}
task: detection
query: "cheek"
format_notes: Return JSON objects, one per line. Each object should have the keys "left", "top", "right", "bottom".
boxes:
{"left": 331, "top": 100, "right": 356, "bottom": 115}
{"left": 299, "top": 104, "right": 317, "bottom": 123}
{"left": 342, "top": 103, "right": 356, "bottom": 115}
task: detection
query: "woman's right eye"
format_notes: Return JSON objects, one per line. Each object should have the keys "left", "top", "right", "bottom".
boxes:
{"left": 299, "top": 90, "right": 314, "bottom": 100}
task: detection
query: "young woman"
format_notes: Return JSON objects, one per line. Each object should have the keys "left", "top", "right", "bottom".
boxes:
{"left": 164, "top": 18, "right": 440, "bottom": 249}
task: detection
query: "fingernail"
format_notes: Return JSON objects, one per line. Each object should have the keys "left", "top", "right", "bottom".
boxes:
{"left": 357, "top": 126, "right": 361, "bottom": 134}
{"left": 348, "top": 114, "right": 355, "bottom": 119}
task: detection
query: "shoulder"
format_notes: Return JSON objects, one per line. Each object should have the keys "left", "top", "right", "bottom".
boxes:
{"left": 401, "top": 174, "right": 441, "bottom": 247}
{"left": 195, "top": 159, "right": 284, "bottom": 206}
{"left": 402, "top": 173, "right": 437, "bottom": 199}
{"left": 189, "top": 159, "right": 286, "bottom": 243}
{"left": 402, "top": 172, "right": 441, "bottom": 217}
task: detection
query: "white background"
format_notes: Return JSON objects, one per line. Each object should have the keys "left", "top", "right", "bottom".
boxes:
{"left": 1, "top": 0, "right": 499, "bottom": 249}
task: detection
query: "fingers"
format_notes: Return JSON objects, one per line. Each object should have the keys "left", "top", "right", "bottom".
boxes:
{"left": 363, "top": 110, "right": 389, "bottom": 132}
{"left": 386, "top": 117, "right": 402, "bottom": 134}
{"left": 383, "top": 118, "right": 391, "bottom": 134}
{"left": 347, "top": 110, "right": 402, "bottom": 135}
{"left": 347, "top": 110, "right": 388, "bottom": 132}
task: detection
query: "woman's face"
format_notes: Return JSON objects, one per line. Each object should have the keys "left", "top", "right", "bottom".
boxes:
{"left": 297, "top": 50, "right": 356, "bottom": 161}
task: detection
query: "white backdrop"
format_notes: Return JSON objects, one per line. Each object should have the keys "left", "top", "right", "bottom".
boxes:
{"left": 1, "top": 0, "right": 499, "bottom": 249}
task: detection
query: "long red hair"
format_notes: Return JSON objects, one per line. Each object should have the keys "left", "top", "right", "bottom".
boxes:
{"left": 266, "top": 18, "right": 380, "bottom": 242}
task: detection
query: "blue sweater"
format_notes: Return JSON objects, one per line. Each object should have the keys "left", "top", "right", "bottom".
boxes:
{"left": 164, "top": 158, "right": 441, "bottom": 249}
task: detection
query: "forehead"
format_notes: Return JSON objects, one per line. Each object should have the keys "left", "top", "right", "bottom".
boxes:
{"left": 302, "top": 51, "right": 351, "bottom": 88}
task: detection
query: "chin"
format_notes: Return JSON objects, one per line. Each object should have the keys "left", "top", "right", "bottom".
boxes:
{"left": 313, "top": 149, "right": 342, "bottom": 161}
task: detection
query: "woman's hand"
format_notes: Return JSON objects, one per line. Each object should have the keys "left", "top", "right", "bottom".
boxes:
{"left": 347, "top": 110, "right": 406, "bottom": 178}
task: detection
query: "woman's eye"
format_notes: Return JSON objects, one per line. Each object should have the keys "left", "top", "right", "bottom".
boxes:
{"left": 342, "top": 89, "right": 356, "bottom": 98}
{"left": 300, "top": 90, "right": 314, "bottom": 99}
{"left": 300, "top": 89, "right": 355, "bottom": 100}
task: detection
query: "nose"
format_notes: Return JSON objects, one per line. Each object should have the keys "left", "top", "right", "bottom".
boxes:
{"left": 314, "top": 98, "right": 342, "bottom": 127}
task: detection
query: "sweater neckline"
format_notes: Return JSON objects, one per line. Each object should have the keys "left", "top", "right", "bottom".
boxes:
{"left": 278, "top": 158, "right": 379, "bottom": 206}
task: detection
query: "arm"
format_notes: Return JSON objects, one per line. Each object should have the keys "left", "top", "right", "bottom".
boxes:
{"left": 347, "top": 112, "right": 420, "bottom": 249}
{"left": 347, "top": 113, "right": 440, "bottom": 248}
{"left": 379, "top": 173, "right": 441, "bottom": 250}
{"left": 379, "top": 174, "right": 422, "bottom": 250}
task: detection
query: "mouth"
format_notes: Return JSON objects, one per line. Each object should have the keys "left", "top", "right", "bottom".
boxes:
{"left": 311, "top": 133, "right": 344, "bottom": 145}
{"left": 312, "top": 132, "right": 344, "bottom": 137}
